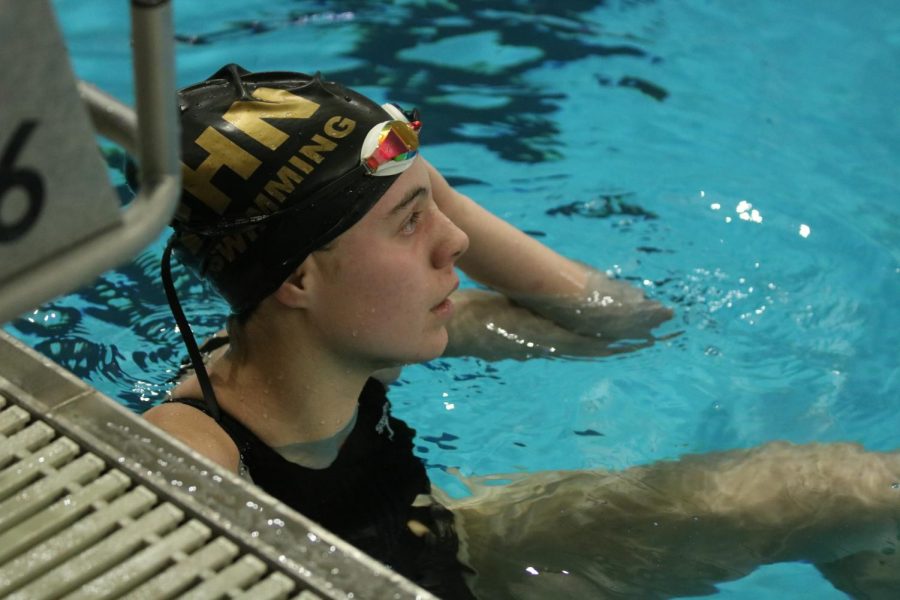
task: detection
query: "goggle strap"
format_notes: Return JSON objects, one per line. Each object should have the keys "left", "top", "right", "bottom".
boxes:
{"left": 161, "top": 239, "right": 222, "bottom": 422}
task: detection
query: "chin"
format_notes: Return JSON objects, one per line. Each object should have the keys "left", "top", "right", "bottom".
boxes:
{"left": 368, "top": 329, "right": 449, "bottom": 368}
{"left": 404, "top": 331, "right": 450, "bottom": 365}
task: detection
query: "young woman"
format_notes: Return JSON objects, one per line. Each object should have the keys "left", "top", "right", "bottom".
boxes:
{"left": 146, "top": 65, "right": 900, "bottom": 599}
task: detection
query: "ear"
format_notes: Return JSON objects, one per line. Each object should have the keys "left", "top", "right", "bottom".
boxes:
{"left": 272, "top": 259, "right": 313, "bottom": 309}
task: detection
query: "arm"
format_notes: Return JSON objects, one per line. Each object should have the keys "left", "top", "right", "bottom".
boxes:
{"left": 443, "top": 289, "right": 656, "bottom": 360}
{"left": 449, "top": 442, "right": 900, "bottom": 598}
{"left": 425, "top": 159, "right": 673, "bottom": 357}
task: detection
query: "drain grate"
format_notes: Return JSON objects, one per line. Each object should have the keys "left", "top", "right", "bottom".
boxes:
{"left": 0, "top": 396, "right": 312, "bottom": 600}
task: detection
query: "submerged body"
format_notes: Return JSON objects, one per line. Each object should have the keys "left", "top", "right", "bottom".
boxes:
{"left": 146, "top": 66, "right": 900, "bottom": 598}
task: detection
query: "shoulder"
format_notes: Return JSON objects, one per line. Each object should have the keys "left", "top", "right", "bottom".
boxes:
{"left": 143, "top": 401, "right": 241, "bottom": 473}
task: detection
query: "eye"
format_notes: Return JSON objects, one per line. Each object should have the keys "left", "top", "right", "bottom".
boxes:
{"left": 401, "top": 210, "right": 422, "bottom": 235}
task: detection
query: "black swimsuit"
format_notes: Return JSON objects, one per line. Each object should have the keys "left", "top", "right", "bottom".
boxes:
{"left": 169, "top": 378, "right": 474, "bottom": 598}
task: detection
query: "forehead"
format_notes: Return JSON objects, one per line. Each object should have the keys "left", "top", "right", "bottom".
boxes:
{"left": 364, "top": 157, "right": 429, "bottom": 219}
{"left": 321, "top": 158, "right": 429, "bottom": 253}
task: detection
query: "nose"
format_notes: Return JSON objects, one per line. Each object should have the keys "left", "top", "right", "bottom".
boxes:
{"left": 431, "top": 209, "right": 469, "bottom": 270}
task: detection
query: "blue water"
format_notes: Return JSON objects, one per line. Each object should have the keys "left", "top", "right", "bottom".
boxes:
{"left": 12, "top": 0, "right": 900, "bottom": 597}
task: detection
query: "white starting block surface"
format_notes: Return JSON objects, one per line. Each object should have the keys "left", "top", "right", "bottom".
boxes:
{"left": 0, "top": 0, "right": 181, "bottom": 324}
{"left": 0, "top": 0, "right": 121, "bottom": 283}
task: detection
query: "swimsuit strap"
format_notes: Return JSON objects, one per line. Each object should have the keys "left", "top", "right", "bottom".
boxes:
{"left": 166, "top": 394, "right": 256, "bottom": 460}
{"left": 166, "top": 396, "right": 213, "bottom": 416}
{"left": 170, "top": 334, "right": 231, "bottom": 389}
{"left": 198, "top": 334, "right": 231, "bottom": 354}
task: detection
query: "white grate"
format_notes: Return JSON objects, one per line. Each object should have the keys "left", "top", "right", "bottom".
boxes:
{"left": 0, "top": 397, "right": 312, "bottom": 600}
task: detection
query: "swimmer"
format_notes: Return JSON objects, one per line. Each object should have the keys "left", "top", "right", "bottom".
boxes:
{"left": 145, "top": 65, "right": 900, "bottom": 599}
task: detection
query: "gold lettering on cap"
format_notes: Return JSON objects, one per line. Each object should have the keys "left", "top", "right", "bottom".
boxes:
{"left": 323, "top": 116, "right": 356, "bottom": 138}
{"left": 206, "top": 112, "right": 356, "bottom": 269}
{"left": 253, "top": 192, "right": 281, "bottom": 214}
{"left": 217, "top": 232, "right": 250, "bottom": 262}
{"left": 264, "top": 165, "right": 304, "bottom": 202}
{"left": 299, "top": 134, "right": 338, "bottom": 164}
{"left": 182, "top": 127, "right": 261, "bottom": 214}
{"left": 223, "top": 87, "right": 321, "bottom": 150}
{"left": 289, "top": 156, "right": 315, "bottom": 174}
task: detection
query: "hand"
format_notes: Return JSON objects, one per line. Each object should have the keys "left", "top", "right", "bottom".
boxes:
{"left": 509, "top": 269, "right": 673, "bottom": 341}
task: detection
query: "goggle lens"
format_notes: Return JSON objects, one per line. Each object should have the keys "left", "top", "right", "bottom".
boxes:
{"left": 362, "top": 120, "right": 420, "bottom": 174}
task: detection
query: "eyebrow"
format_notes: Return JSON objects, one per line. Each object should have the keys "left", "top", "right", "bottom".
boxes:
{"left": 387, "top": 185, "right": 427, "bottom": 217}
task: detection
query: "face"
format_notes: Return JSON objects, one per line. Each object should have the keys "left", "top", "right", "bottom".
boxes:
{"left": 301, "top": 158, "right": 469, "bottom": 369}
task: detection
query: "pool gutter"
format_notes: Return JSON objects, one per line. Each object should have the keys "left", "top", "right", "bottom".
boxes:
{"left": 0, "top": 330, "right": 434, "bottom": 599}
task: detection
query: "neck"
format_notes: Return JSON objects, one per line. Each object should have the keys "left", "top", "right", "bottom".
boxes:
{"left": 206, "top": 310, "right": 377, "bottom": 446}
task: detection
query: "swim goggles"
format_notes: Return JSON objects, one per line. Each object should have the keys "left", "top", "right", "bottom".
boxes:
{"left": 360, "top": 104, "right": 422, "bottom": 176}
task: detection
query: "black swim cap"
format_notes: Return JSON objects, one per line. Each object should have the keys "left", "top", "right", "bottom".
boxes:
{"left": 171, "top": 64, "right": 411, "bottom": 313}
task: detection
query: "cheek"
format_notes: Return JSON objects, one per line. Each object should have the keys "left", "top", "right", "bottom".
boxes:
{"left": 332, "top": 254, "right": 418, "bottom": 324}
{"left": 360, "top": 264, "right": 419, "bottom": 318}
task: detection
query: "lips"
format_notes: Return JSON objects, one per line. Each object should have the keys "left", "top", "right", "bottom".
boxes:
{"left": 431, "top": 279, "right": 459, "bottom": 312}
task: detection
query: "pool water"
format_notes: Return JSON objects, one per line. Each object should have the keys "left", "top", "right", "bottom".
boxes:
{"left": 12, "top": 0, "right": 900, "bottom": 597}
